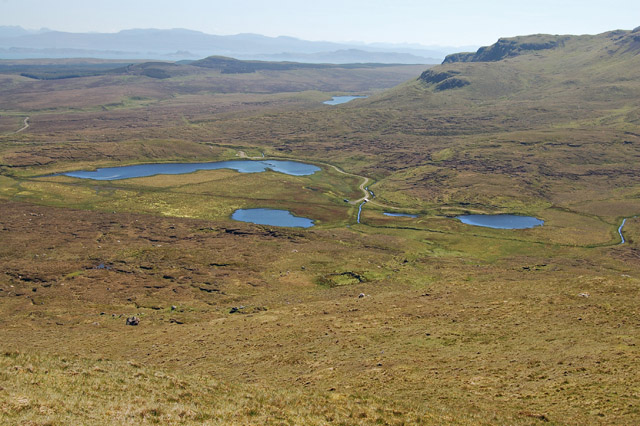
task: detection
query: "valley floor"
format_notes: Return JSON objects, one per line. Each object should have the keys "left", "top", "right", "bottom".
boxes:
{"left": 1, "top": 55, "right": 640, "bottom": 424}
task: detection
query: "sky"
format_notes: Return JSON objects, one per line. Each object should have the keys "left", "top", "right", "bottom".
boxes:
{"left": 1, "top": 0, "right": 639, "bottom": 47}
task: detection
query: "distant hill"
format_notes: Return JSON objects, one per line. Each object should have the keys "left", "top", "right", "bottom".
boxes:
{"left": 0, "top": 26, "right": 50, "bottom": 38}
{"left": 0, "top": 56, "right": 418, "bottom": 80}
{"left": 189, "top": 56, "right": 408, "bottom": 73}
{"left": 442, "top": 29, "right": 640, "bottom": 64}
{"left": 443, "top": 34, "right": 574, "bottom": 63}
{"left": 0, "top": 26, "right": 459, "bottom": 63}
{"left": 415, "top": 29, "right": 640, "bottom": 96}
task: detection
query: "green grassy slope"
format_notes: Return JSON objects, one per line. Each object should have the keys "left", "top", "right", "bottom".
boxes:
{"left": 183, "top": 30, "right": 640, "bottom": 234}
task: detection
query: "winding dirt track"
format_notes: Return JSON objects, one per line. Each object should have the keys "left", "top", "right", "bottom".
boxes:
{"left": 237, "top": 150, "right": 372, "bottom": 203}
{"left": 235, "top": 150, "right": 407, "bottom": 218}
{"left": 14, "top": 116, "right": 30, "bottom": 133}
{"left": 328, "top": 164, "right": 370, "bottom": 204}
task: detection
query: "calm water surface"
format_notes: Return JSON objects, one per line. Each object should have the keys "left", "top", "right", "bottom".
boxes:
{"left": 59, "top": 160, "right": 320, "bottom": 180}
{"left": 457, "top": 214, "right": 543, "bottom": 229}
{"left": 384, "top": 212, "right": 418, "bottom": 218}
{"left": 231, "top": 208, "right": 314, "bottom": 228}
{"left": 323, "top": 96, "right": 368, "bottom": 105}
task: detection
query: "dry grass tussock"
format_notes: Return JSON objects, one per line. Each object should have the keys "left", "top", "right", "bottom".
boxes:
{"left": 0, "top": 351, "right": 495, "bottom": 426}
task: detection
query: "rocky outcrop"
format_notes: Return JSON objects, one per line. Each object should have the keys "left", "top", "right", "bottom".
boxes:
{"left": 419, "top": 69, "right": 470, "bottom": 91}
{"left": 434, "top": 78, "right": 470, "bottom": 91}
{"left": 444, "top": 35, "right": 570, "bottom": 63}
{"left": 419, "top": 70, "right": 460, "bottom": 84}
{"left": 614, "top": 29, "right": 640, "bottom": 53}
{"left": 442, "top": 52, "right": 475, "bottom": 63}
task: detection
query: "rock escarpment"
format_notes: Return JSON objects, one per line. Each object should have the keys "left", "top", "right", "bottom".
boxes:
{"left": 418, "top": 69, "right": 470, "bottom": 91}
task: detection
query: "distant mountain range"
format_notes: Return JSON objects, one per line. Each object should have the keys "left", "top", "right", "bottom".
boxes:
{"left": 0, "top": 27, "right": 473, "bottom": 63}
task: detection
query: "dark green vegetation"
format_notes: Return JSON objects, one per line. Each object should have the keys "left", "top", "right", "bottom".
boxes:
{"left": 1, "top": 30, "right": 640, "bottom": 424}
{"left": 0, "top": 56, "right": 420, "bottom": 81}
{"left": 0, "top": 59, "right": 145, "bottom": 80}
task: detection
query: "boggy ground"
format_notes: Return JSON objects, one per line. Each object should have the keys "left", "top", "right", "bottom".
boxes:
{"left": 1, "top": 200, "right": 639, "bottom": 425}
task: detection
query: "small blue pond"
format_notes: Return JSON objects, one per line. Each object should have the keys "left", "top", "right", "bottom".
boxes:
{"left": 384, "top": 212, "right": 418, "bottom": 218}
{"left": 323, "top": 96, "right": 368, "bottom": 105}
{"left": 231, "top": 208, "right": 314, "bottom": 228}
{"left": 58, "top": 160, "right": 320, "bottom": 180}
{"left": 457, "top": 214, "right": 543, "bottom": 229}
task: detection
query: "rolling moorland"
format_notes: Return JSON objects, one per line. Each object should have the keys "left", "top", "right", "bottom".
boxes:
{"left": 1, "top": 28, "right": 640, "bottom": 424}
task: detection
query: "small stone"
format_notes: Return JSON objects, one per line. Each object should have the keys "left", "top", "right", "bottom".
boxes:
{"left": 358, "top": 293, "right": 366, "bottom": 298}
{"left": 125, "top": 316, "right": 140, "bottom": 326}
{"left": 578, "top": 292, "right": 590, "bottom": 298}
{"left": 171, "top": 305, "right": 177, "bottom": 311}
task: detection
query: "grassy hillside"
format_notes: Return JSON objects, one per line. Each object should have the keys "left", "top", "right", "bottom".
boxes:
{"left": 1, "top": 30, "right": 640, "bottom": 424}
{"left": 176, "top": 30, "right": 640, "bottom": 232}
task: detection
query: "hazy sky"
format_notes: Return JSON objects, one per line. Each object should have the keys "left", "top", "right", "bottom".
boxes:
{"left": 1, "top": 0, "right": 639, "bottom": 46}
